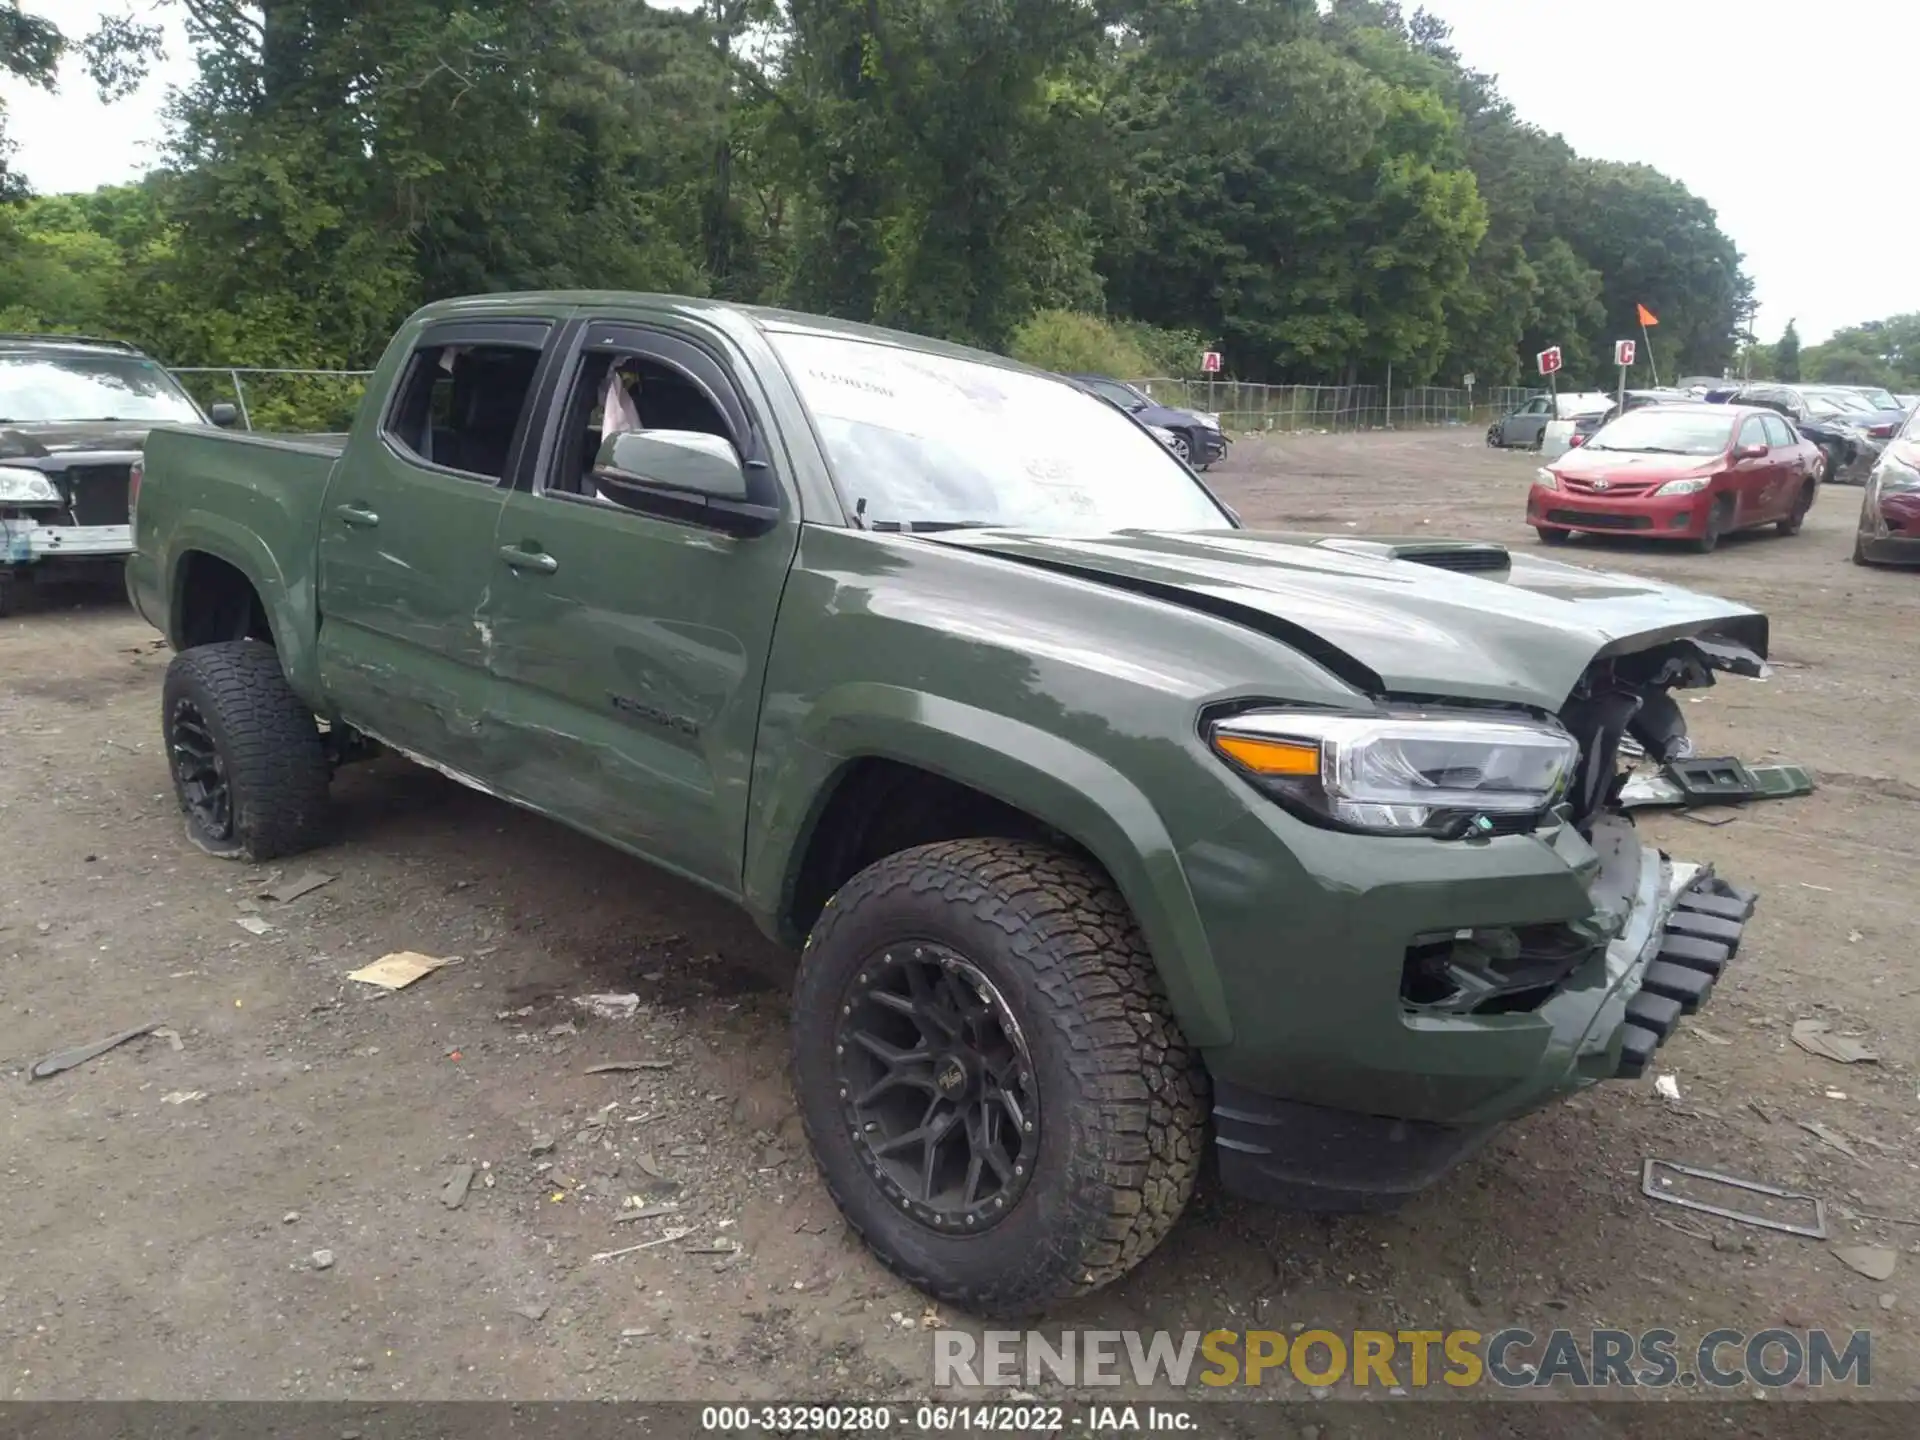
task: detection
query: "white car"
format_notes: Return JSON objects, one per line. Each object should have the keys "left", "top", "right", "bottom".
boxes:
{"left": 1539, "top": 392, "right": 1618, "bottom": 459}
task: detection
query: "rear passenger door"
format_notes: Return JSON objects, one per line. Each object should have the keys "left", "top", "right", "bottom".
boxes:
{"left": 1760, "top": 413, "right": 1803, "bottom": 517}
{"left": 316, "top": 317, "right": 555, "bottom": 776}
{"left": 481, "top": 318, "right": 799, "bottom": 893}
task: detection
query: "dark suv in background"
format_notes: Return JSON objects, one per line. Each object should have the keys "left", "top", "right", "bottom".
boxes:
{"left": 0, "top": 335, "right": 233, "bottom": 614}
{"left": 1064, "top": 373, "right": 1230, "bottom": 469}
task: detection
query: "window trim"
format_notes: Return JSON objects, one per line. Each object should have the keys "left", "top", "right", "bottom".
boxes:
{"left": 524, "top": 318, "right": 782, "bottom": 535}
{"left": 377, "top": 318, "right": 556, "bottom": 486}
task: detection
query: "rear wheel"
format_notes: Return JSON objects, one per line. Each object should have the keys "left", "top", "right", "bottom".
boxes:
{"left": 1778, "top": 481, "right": 1816, "bottom": 535}
{"left": 1534, "top": 526, "right": 1571, "bottom": 546}
{"left": 791, "top": 838, "right": 1206, "bottom": 1316}
{"left": 1689, "top": 496, "right": 1732, "bottom": 554}
{"left": 162, "top": 640, "right": 332, "bottom": 860}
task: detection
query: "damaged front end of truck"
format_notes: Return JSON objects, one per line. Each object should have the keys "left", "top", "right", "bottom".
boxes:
{"left": 1399, "top": 628, "right": 1766, "bottom": 1083}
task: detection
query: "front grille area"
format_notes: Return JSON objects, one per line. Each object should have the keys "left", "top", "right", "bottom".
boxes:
{"left": 1547, "top": 509, "right": 1651, "bottom": 530}
{"left": 1402, "top": 922, "right": 1598, "bottom": 1014}
{"left": 1562, "top": 476, "right": 1657, "bottom": 498}
{"left": 61, "top": 465, "right": 133, "bottom": 527}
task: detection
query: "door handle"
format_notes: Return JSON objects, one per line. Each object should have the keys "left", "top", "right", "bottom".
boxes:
{"left": 499, "top": 545, "right": 558, "bottom": 575}
{"left": 335, "top": 503, "right": 380, "bottom": 528}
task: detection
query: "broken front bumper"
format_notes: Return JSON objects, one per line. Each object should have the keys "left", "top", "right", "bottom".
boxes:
{"left": 1208, "top": 818, "right": 1756, "bottom": 1211}
{"left": 1, "top": 517, "right": 134, "bottom": 567}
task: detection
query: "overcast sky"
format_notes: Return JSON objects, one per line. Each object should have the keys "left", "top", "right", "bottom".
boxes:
{"left": 5, "top": 0, "right": 1916, "bottom": 344}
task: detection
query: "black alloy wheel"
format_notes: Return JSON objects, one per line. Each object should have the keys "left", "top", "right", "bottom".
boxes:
{"left": 836, "top": 944, "right": 1039, "bottom": 1232}
{"left": 169, "top": 696, "right": 233, "bottom": 844}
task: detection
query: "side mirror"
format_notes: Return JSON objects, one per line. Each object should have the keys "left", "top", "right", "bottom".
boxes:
{"left": 594, "top": 429, "right": 748, "bottom": 503}
{"left": 209, "top": 403, "right": 239, "bottom": 429}
{"left": 1733, "top": 443, "right": 1768, "bottom": 460}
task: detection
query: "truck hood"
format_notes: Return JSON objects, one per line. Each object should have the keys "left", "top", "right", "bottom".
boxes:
{"left": 0, "top": 422, "right": 156, "bottom": 463}
{"left": 931, "top": 528, "right": 1768, "bottom": 710}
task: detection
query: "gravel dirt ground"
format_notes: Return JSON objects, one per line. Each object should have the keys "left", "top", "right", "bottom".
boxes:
{"left": 2, "top": 428, "right": 1916, "bottom": 1411}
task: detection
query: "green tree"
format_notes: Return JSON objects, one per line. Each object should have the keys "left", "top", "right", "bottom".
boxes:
{"left": 1774, "top": 319, "right": 1801, "bottom": 383}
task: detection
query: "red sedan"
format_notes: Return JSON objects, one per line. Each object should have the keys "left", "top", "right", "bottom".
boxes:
{"left": 1528, "top": 404, "right": 1822, "bottom": 554}
{"left": 1853, "top": 412, "right": 1920, "bottom": 567}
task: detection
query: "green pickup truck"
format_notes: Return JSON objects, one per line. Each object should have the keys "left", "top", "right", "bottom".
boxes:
{"left": 129, "top": 292, "right": 1765, "bottom": 1315}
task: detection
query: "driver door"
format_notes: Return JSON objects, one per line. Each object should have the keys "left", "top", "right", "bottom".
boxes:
{"left": 1508, "top": 396, "right": 1551, "bottom": 447}
{"left": 481, "top": 318, "right": 799, "bottom": 893}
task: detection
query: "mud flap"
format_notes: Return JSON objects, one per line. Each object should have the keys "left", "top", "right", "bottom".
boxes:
{"left": 1614, "top": 873, "right": 1757, "bottom": 1080}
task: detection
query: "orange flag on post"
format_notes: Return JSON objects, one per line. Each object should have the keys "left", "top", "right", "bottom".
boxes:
{"left": 1637, "top": 303, "right": 1659, "bottom": 328}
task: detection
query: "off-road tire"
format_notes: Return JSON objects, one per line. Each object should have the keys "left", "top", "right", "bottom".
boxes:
{"left": 792, "top": 838, "right": 1207, "bottom": 1316}
{"left": 1689, "top": 496, "right": 1732, "bottom": 554}
{"left": 1534, "top": 525, "right": 1570, "bottom": 546}
{"left": 161, "top": 640, "right": 331, "bottom": 861}
{"left": 1778, "top": 480, "right": 1816, "bottom": 536}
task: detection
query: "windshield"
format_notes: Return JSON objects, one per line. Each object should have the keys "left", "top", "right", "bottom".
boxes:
{"left": 770, "top": 332, "right": 1230, "bottom": 533}
{"left": 0, "top": 353, "right": 202, "bottom": 425}
{"left": 1585, "top": 408, "right": 1734, "bottom": 456}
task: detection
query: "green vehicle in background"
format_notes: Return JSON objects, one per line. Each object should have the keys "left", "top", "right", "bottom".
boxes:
{"left": 128, "top": 292, "right": 1765, "bottom": 1315}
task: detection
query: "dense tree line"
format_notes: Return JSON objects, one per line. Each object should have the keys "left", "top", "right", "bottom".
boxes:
{"left": 3, "top": 0, "right": 1751, "bottom": 395}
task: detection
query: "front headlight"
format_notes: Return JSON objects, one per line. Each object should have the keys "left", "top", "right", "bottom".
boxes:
{"left": 1872, "top": 450, "right": 1920, "bottom": 494}
{"left": 1534, "top": 468, "right": 1559, "bottom": 489}
{"left": 1195, "top": 412, "right": 1221, "bottom": 430}
{"left": 1655, "top": 478, "right": 1709, "bottom": 496}
{"left": 0, "top": 466, "right": 61, "bottom": 505}
{"left": 1206, "top": 710, "right": 1579, "bottom": 836}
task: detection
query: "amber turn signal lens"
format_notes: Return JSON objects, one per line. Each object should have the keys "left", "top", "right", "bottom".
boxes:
{"left": 1212, "top": 733, "right": 1321, "bottom": 777}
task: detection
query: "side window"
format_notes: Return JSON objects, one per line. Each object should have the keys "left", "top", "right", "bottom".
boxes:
{"left": 546, "top": 344, "right": 742, "bottom": 502}
{"left": 1738, "top": 416, "right": 1770, "bottom": 449}
{"left": 1762, "top": 414, "right": 1796, "bottom": 447}
{"left": 383, "top": 342, "right": 543, "bottom": 481}
{"left": 1526, "top": 397, "right": 1550, "bottom": 415}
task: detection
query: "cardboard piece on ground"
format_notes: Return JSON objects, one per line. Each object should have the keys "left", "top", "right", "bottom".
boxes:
{"left": 1791, "top": 1020, "right": 1878, "bottom": 1066}
{"left": 348, "top": 951, "right": 456, "bottom": 990}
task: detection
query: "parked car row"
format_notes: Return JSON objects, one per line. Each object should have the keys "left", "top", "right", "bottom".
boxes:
{"left": 1526, "top": 391, "right": 1920, "bottom": 570}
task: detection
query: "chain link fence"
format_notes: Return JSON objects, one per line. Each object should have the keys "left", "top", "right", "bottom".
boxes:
{"left": 170, "top": 367, "right": 375, "bottom": 435}
{"left": 1129, "top": 379, "right": 1537, "bottom": 435}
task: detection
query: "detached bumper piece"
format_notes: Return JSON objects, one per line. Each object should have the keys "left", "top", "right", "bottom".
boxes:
{"left": 1614, "top": 874, "right": 1757, "bottom": 1080}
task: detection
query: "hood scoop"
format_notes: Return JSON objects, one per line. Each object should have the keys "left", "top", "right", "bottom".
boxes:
{"left": 1314, "top": 538, "right": 1513, "bottom": 575}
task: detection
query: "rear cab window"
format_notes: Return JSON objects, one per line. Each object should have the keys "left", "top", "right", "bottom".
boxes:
{"left": 382, "top": 338, "right": 546, "bottom": 482}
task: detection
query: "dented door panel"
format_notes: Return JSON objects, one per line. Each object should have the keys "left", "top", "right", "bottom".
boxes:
{"left": 313, "top": 317, "right": 554, "bottom": 773}
{"left": 482, "top": 491, "right": 797, "bottom": 893}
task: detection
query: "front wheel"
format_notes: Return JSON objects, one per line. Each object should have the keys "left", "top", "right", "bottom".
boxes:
{"left": 1534, "top": 525, "right": 1571, "bottom": 546}
{"left": 791, "top": 839, "right": 1206, "bottom": 1316}
{"left": 1167, "top": 431, "right": 1194, "bottom": 465}
{"left": 1688, "top": 497, "right": 1731, "bottom": 554}
{"left": 1821, "top": 444, "right": 1844, "bottom": 483}
{"left": 162, "top": 640, "right": 332, "bottom": 860}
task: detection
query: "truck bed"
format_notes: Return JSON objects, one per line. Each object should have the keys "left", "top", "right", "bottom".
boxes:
{"left": 126, "top": 425, "right": 346, "bottom": 647}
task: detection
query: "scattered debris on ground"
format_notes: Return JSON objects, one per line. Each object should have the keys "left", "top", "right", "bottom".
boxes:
{"left": 27, "top": 1021, "right": 166, "bottom": 1081}
{"left": 262, "top": 870, "right": 337, "bottom": 904}
{"left": 347, "top": 951, "right": 457, "bottom": 990}
{"left": 573, "top": 993, "right": 641, "bottom": 1021}
{"left": 1790, "top": 1019, "right": 1878, "bottom": 1065}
